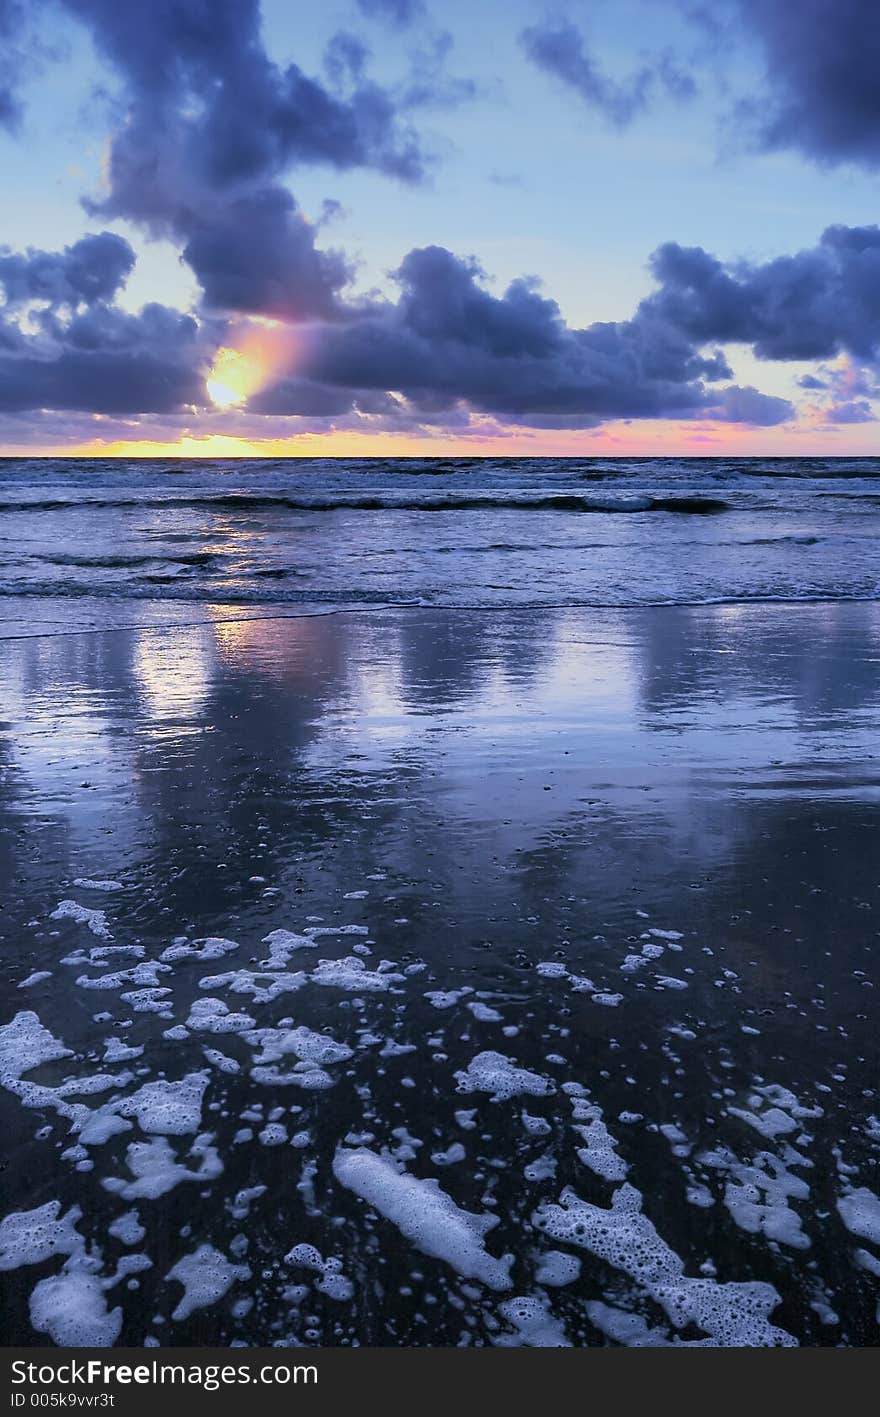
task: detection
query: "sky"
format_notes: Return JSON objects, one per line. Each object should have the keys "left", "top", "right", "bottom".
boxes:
{"left": 0, "top": 0, "right": 879, "bottom": 457}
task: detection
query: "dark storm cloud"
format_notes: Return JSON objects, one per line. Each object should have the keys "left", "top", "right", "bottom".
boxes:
{"left": 0, "top": 232, "right": 135, "bottom": 309}
{"left": 296, "top": 243, "right": 789, "bottom": 426}
{"left": 642, "top": 225, "right": 880, "bottom": 362}
{"left": 735, "top": 0, "right": 880, "bottom": 168}
{"left": 519, "top": 19, "right": 695, "bottom": 127}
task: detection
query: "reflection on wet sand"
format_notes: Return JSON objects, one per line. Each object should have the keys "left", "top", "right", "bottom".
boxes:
{"left": 0, "top": 604, "right": 878, "bottom": 1346}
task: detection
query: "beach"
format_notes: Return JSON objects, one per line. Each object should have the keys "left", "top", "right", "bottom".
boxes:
{"left": 4, "top": 0, "right": 880, "bottom": 1366}
{"left": 1, "top": 598, "right": 878, "bottom": 1346}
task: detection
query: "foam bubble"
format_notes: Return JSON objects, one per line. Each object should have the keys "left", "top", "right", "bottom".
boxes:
{"left": 160, "top": 937, "right": 240, "bottom": 963}
{"left": 837, "top": 1187, "right": 880, "bottom": 1247}
{"left": 0, "top": 1202, "right": 83, "bottom": 1271}
{"left": 534, "top": 1184, "right": 796, "bottom": 1346}
{"left": 107, "top": 1211, "right": 145, "bottom": 1246}
{"left": 167, "top": 1244, "right": 249, "bottom": 1322}
{"left": 203, "top": 1048, "right": 240, "bottom": 1074}
{"left": 103, "top": 1038, "right": 144, "bottom": 1063}
{"left": 571, "top": 1098, "right": 628, "bottom": 1182}
{"left": 30, "top": 1260, "right": 122, "bottom": 1347}
{"left": 534, "top": 1250, "right": 581, "bottom": 1287}
{"left": 468, "top": 1002, "right": 502, "bottom": 1023}
{"left": 17, "top": 972, "right": 52, "bottom": 989}
{"left": 102, "top": 1135, "right": 223, "bottom": 1200}
{"left": 186, "top": 998, "right": 256, "bottom": 1034}
{"left": 285, "top": 1243, "right": 354, "bottom": 1301}
{"left": 198, "top": 970, "right": 307, "bottom": 1003}
{"left": 260, "top": 929, "right": 319, "bottom": 968}
{"left": 535, "top": 963, "right": 567, "bottom": 979}
{"left": 585, "top": 1301, "right": 668, "bottom": 1346}
{"left": 242, "top": 1025, "right": 353, "bottom": 1070}
{"left": 77, "top": 959, "right": 171, "bottom": 992}
{"left": 333, "top": 1147, "right": 512, "bottom": 1290}
{"left": 455, "top": 1051, "right": 555, "bottom": 1102}
{"left": 117, "top": 1072, "right": 209, "bottom": 1136}
{"left": 259, "top": 1124, "right": 288, "bottom": 1146}
{"left": 50, "top": 900, "right": 112, "bottom": 939}
{"left": 311, "top": 957, "right": 403, "bottom": 992}
{"left": 700, "top": 1145, "right": 811, "bottom": 1250}
{"left": 496, "top": 1295, "right": 570, "bottom": 1347}
{"left": 0, "top": 1011, "right": 73, "bottom": 1083}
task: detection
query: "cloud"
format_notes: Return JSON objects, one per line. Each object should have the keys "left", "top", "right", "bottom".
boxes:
{"left": 707, "top": 384, "right": 792, "bottom": 426}
{"left": 55, "top": 0, "right": 424, "bottom": 318}
{"left": 0, "top": 0, "right": 30, "bottom": 130}
{"left": 63, "top": 0, "right": 425, "bottom": 207}
{"left": 0, "top": 235, "right": 205, "bottom": 413}
{"left": 734, "top": 0, "right": 880, "bottom": 168}
{"left": 796, "top": 355, "right": 879, "bottom": 424}
{"left": 0, "top": 346, "right": 202, "bottom": 414}
{"left": 3, "top": 4, "right": 843, "bottom": 432}
{"left": 519, "top": 18, "right": 695, "bottom": 127}
{"left": 182, "top": 188, "right": 352, "bottom": 321}
{"left": 0, "top": 303, "right": 204, "bottom": 413}
{"left": 248, "top": 379, "right": 399, "bottom": 418}
{"left": 323, "top": 31, "right": 371, "bottom": 88}
{"left": 397, "top": 29, "right": 481, "bottom": 113}
{"left": 0, "top": 229, "right": 796, "bottom": 426}
{"left": 642, "top": 225, "right": 880, "bottom": 362}
{"left": 355, "top": 0, "right": 426, "bottom": 27}
{"left": 821, "top": 399, "right": 875, "bottom": 424}
{"left": 294, "top": 243, "right": 785, "bottom": 426}
{"left": 0, "top": 232, "right": 135, "bottom": 309}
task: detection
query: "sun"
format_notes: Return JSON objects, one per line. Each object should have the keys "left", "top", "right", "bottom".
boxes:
{"left": 206, "top": 347, "right": 251, "bottom": 407}
{"left": 204, "top": 326, "right": 299, "bottom": 410}
{"left": 206, "top": 377, "right": 243, "bottom": 408}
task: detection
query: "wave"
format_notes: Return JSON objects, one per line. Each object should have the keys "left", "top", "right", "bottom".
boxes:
{"left": 0, "top": 491, "right": 734, "bottom": 515}
{"left": 737, "top": 534, "right": 821, "bottom": 546}
{"left": 817, "top": 492, "right": 880, "bottom": 503}
{"left": 29, "top": 551, "right": 218, "bottom": 568}
{"left": 646, "top": 496, "right": 730, "bottom": 514}
{"left": 0, "top": 581, "right": 877, "bottom": 607}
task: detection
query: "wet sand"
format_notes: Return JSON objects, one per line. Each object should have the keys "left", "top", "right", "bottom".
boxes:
{"left": 1, "top": 603, "right": 878, "bottom": 1346}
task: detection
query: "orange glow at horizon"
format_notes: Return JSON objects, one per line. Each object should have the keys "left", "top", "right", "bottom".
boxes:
{"left": 12, "top": 413, "right": 879, "bottom": 460}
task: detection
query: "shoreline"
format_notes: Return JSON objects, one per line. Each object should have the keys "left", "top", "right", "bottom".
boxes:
{"left": 3, "top": 592, "right": 880, "bottom": 643}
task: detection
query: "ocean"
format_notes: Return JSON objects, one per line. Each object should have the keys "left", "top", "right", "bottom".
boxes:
{"left": 1, "top": 456, "right": 878, "bottom": 636}
{"left": 1, "top": 457, "right": 878, "bottom": 1347}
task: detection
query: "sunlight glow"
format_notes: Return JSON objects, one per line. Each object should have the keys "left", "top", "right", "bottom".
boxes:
{"left": 207, "top": 349, "right": 250, "bottom": 407}
{"left": 205, "top": 324, "right": 298, "bottom": 409}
